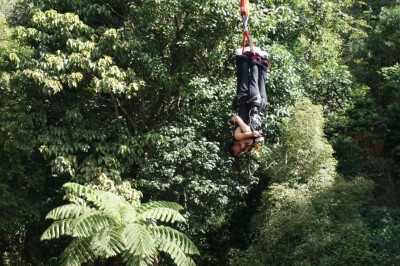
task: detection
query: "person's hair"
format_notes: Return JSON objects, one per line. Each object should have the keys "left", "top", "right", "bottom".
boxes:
{"left": 226, "top": 142, "right": 237, "bottom": 156}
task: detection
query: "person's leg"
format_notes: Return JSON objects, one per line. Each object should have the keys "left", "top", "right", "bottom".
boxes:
{"left": 232, "top": 52, "right": 250, "bottom": 123}
{"left": 247, "top": 60, "right": 261, "bottom": 108}
{"left": 248, "top": 50, "right": 270, "bottom": 114}
{"left": 236, "top": 54, "right": 249, "bottom": 95}
{"left": 258, "top": 64, "right": 268, "bottom": 115}
{"left": 258, "top": 51, "right": 270, "bottom": 115}
{"left": 235, "top": 47, "right": 265, "bottom": 110}
{"left": 246, "top": 60, "right": 262, "bottom": 132}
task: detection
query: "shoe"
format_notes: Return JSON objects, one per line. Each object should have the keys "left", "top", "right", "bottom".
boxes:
{"left": 251, "top": 54, "right": 270, "bottom": 69}
{"left": 259, "top": 51, "right": 269, "bottom": 60}
{"left": 252, "top": 46, "right": 262, "bottom": 55}
{"left": 236, "top": 47, "right": 250, "bottom": 55}
{"left": 236, "top": 46, "right": 261, "bottom": 56}
{"left": 259, "top": 50, "right": 271, "bottom": 68}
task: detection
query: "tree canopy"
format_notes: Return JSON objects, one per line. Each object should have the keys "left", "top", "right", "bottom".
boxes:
{"left": 1, "top": 0, "right": 400, "bottom": 265}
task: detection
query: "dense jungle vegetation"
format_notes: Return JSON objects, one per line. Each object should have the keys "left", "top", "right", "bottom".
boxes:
{"left": 1, "top": 0, "right": 400, "bottom": 265}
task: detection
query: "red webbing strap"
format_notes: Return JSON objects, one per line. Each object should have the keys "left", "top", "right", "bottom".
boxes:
{"left": 242, "top": 30, "right": 256, "bottom": 55}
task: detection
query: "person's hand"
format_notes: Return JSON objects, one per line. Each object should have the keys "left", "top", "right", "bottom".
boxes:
{"left": 252, "top": 131, "right": 261, "bottom": 138}
{"left": 231, "top": 116, "right": 239, "bottom": 123}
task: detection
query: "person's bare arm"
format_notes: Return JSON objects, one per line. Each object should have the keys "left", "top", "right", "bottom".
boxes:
{"left": 234, "top": 128, "right": 261, "bottom": 140}
{"left": 231, "top": 116, "right": 251, "bottom": 133}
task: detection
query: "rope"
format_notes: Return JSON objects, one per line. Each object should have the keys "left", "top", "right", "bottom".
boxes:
{"left": 242, "top": 30, "right": 256, "bottom": 55}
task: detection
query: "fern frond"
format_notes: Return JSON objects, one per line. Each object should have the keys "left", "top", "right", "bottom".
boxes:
{"left": 135, "top": 201, "right": 183, "bottom": 215}
{"left": 46, "top": 204, "right": 93, "bottom": 220}
{"left": 137, "top": 207, "right": 186, "bottom": 223}
{"left": 123, "top": 224, "right": 157, "bottom": 260}
{"left": 96, "top": 191, "right": 136, "bottom": 222}
{"left": 97, "top": 191, "right": 132, "bottom": 208}
{"left": 150, "top": 226, "right": 200, "bottom": 255}
{"left": 41, "top": 218, "right": 74, "bottom": 240}
{"left": 122, "top": 252, "right": 155, "bottom": 266}
{"left": 42, "top": 183, "right": 198, "bottom": 266}
{"left": 186, "top": 257, "right": 197, "bottom": 266}
{"left": 63, "top": 183, "right": 103, "bottom": 208}
{"left": 70, "top": 211, "right": 118, "bottom": 238}
{"left": 91, "top": 226, "right": 125, "bottom": 258}
{"left": 60, "top": 237, "right": 94, "bottom": 266}
{"left": 157, "top": 238, "right": 196, "bottom": 266}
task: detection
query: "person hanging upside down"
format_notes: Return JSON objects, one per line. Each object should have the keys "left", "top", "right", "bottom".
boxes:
{"left": 227, "top": 47, "right": 270, "bottom": 156}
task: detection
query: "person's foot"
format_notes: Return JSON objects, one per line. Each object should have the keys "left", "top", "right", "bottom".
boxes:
{"left": 236, "top": 46, "right": 261, "bottom": 56}
{"left": 259, "top": 51, "right": 269, "bottom": 60}
{"left": 258, "top": 50, "right": 271, "bottom": 68}
{"left": 236, "top": 47, "right": 248, "bottom": 55}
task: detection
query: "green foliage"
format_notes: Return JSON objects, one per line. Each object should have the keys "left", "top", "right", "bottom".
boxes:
{"left": 365, "top": 206, "right": 400, "bottom": 265}
{"left": 138, "top": 124, "right": 258, "bottom": 264}
{"left": 10, "top": 0, "right": 359, "bottom": 193}
{"left": 41, "top": 182, "right": 199, "bottom": 266}
{"left": 2, "top": 0, "right": 400, "bottom": 264}
{"left": 228, "top": 98, "right": 374, "bottom": 265}
{"left": 10, "top": 0, "right": 240, "bottom": 188}
{"left": 263, "top": 43, "right": 301, "bottom": 117}
{"left": 7, "top": 1, "right": 246, "bottom": 264}
{"left": 370, "top": 6, "right": 400, "bottom": 70}
{"left": 380, "top": 64, "right": 400, "bottom": 180}
{"left": 250, "top": 0, "right": 356, "bottom": 114}
{"left": 0, "top": 0, "right": 15, "bottom": 19}
{"left": 0, "top": 12, "right": 64, "bottom": 265}
{"left": 328, "top": 83, "right": 381, "bottom": 177}
{"left": 345, "top": 4, "right": 400, "bottom": 89}
{"left": 262, "top": 98, "right": 337, "bottom": 184}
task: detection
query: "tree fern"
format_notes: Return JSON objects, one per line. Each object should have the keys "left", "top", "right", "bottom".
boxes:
{"left": 122, "top": 252, "right": 156, "bottom": 266}
{"left": 41, "top": 218, "right": 75, "bottom": 240}
{"left": 41, "top": 182, "right": 199, "bottom": 265}
{"left": 150, "top": 226, "right": 200, "bottom": 255}
{"left": 46, "top": 204, "right": 93, "bottom": 220}
{"left": 60, "top": 238, "right": 93, "bottom": 266}
{"left": 137, "top": 207, "right": 186, "bottom": 223}
{"left": 70, "top": 212, "right": 117, "bottom": 237}
{"left": 123, "top": 224, "right": 157, "bottom": 258}
{"left": 96, "top": 190, "right": 137, "bottom": 222}
{"left": 90, "top": 226, "right": 125, "bottom": 258}
{"left": 157, "top": 239, "right": 196, "bottom": 266}
{"left": 136, "top": 201, "right": 183, "bottom": 214}
{"left": 62, "top": 182, "right": 103, "bottom": 208}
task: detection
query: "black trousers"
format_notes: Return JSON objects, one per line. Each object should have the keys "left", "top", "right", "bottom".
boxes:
{"left": 234, "top": 55, "right": 268, "bottom": 125}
